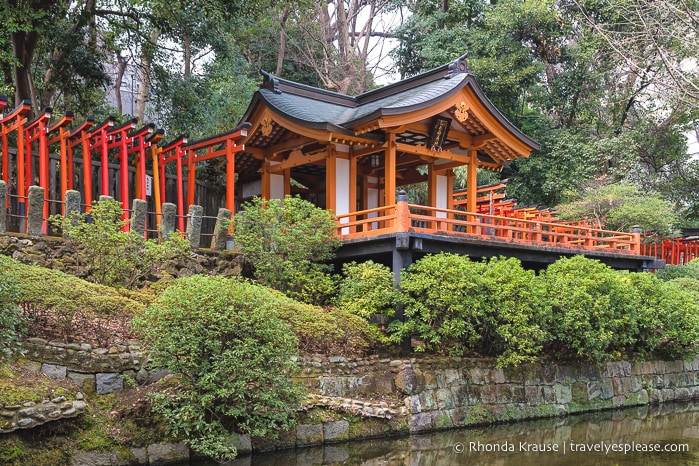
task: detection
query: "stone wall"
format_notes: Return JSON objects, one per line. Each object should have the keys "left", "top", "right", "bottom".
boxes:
{"left": 21, "top": 338, "right": 165, "bottom": 396}
{"left": 290, "top": 354, "right": 699, "bottom": 441}
{"left": 1, "top": 395, "right": 86, "bottom": 434}
{"left": 10, "top": 341, "right": 699, "bottom": 459}
{"left": 0, "top": 233, "right": 250, "bottom": 279}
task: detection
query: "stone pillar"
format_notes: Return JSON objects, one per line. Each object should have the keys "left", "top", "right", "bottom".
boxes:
{"left": 131, "top": 199, "right": 147, "bottom": 237}
{"left": 0, "top": 180, "right": 6, "bottom": 234}
{"left": 210, "top": 207, "right": 232, "bottom": 251}
{"left": 186, "top": 204, "right": 203, "bottom": 249}
{"left": 98, "top": 195, "right": 114, "bottom": 203}
{"left": 160, "top": 203, "right": 177, "bottom": 240}
{"left": 27, "top": 186, "right": 45, "bottom": 237}
{"left": 64, "top": 190, "right": 81, "bottom": 229}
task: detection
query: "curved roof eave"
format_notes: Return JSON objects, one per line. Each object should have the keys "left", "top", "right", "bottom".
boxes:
{"left": 464, "top": 76, "right": 540, "bottom": 152}
{"left": 242, "top": 90, "right": 363, "bottom": 139}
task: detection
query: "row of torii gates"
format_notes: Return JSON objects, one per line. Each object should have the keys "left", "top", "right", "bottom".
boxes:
{"left": 0, "top": 95, "right": 249, "bottom": 234}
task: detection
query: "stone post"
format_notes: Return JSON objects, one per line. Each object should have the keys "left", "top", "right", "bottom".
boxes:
{"left": 64, "top": 190, "right": 81, "bottom": 235}
{"left": 210, "top": 207, "right": 232, "bottom": 251}
{"left": 131, "top": 199, "right": 147, "bottom": 237}
{"left": 160, "top": 203, "right": 177, "bottom": 240}
{"left": 186, "top": 204, "right": 203, "bottom": 249}
{"left": 27, "top": 185, "right": 45, "bottom": 237}
{"left": 0, "top": 180, "right": 6, "bottom": 234}
{"left": 98, "top": 195, "right": 113, "bottom": 203}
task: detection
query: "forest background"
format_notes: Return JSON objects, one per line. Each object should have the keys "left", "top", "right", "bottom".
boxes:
{"left": 3, "top": 0, "right": 699, "bottom": 230}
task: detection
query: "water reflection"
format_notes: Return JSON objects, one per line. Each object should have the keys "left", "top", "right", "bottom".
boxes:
{"left": 208, "top": 403, "right": 699, "bottom": 465}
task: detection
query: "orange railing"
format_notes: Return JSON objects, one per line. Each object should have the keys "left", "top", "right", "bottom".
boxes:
{"left": 642, "top": 239, "right": 699, "bottom": 265}
{"left": 336, "top": 202, "right": 641, "bottom": 254}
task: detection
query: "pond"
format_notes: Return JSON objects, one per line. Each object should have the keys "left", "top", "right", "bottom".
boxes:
{"left": 202, "top": 402, "right": 699, "bottom": 465}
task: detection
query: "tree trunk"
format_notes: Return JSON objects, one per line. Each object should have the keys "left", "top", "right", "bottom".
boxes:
{"left": 183, "top": 35, "right": 192, "bottom": 78}
{"left": 275, "top": 6, "right": 290, "bottom": 76}
{"left": 11, "top": 31, "right": 40, "bottom": 108}
{"left": 114, "top": 54, "right": 128, "bottom": 114}
{"left": 134, "top": 29, "right": 160, "bottom": 121}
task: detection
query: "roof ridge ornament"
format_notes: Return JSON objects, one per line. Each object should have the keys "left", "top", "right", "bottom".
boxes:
{"left": 446, "top": 53, "right": 470, "bottom": 78}
{"left": 260, "top": 70, "right": 282, "bottom": 94}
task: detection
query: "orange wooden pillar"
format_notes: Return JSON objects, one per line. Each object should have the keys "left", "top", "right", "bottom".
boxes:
{"left": 467, "top": 149, "right": 478, "bottom": 233}
{"left": 385, "top": 132, "right": 397, "bottom": 207}
{"left": 348, "top": 152, "right": 357, "bottom": 233}
{"left": 325, "top": 145, "right": 336, "bottom": 212}
{"left": 24, "top": 108, "right": 53, "bottom": 232}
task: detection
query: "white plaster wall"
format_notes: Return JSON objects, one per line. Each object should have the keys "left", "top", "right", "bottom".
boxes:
{"left": 335, "top": 158, "right": 350, "bottom": 217}
{"left": 270, "top": 174, "right": 284, "bottom": 200}
{"left": 336, "top": 158, "right": 350, "bottom": 234}
{"left": 436, "top": 174, "right": 448, "bottom": 218}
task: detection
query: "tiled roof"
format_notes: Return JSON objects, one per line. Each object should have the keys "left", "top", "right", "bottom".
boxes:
{"left": 241, "top": 54, "right": 539, "bottom": 151}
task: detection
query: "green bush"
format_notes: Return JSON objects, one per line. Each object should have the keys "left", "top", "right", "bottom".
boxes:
{"left": 0, "top": 270, "right": 25, "bottom": 361}
{"left": 51, "top": 199, "right": 190, "bottom": 289}
{"left": 628, "top": 273, "right": 699, "bottom": 359}
{"left": 133, "top": 275, "right": 304, "bottom": 461}
{"left": 233, "top": 196, "right": 340, "bottom": 304}
{"left": 541, "top": 256, "right": 639, "bottom": 362}
{"left": 655, "top": 259, "right": 699, "bottom": 281}
{"left": 389, "top": 254, "right": 548, "bottom": 367}
{"left": 0, "top": 255, "right": 145, "bottom": 346}
{"left": 335, "top": 261, "right": 400, "bottom": 319}
{"left": 669, "top": 277, "right": 699, "bottom": 297}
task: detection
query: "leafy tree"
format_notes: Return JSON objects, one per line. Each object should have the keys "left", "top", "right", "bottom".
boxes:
{"left": 50, "top": 199, "right": 190, "bottom": 288}
{"left": 555, "top": 181, "right": 679, "bottom": 235}
{"left": 133, "top": 275, "right": 303, "bottom": 461}
{"left": 233, "top": 196, "right": 340, "bottom": 304}
{"left": 389, "top": 254, "right": 548, "bottom": 367}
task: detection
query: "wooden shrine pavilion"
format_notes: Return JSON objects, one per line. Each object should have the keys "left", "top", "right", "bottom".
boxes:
{"left": 234, "top": 54, "right": 660, "bottom": 272}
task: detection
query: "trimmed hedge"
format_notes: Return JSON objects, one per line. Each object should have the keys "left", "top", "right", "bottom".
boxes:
{"left": 0, "top": 255, "right": 147, "bottom": 346}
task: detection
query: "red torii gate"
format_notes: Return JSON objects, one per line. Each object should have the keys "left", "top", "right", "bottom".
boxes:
{"left": 127, "top": 123, "right": 156, "bottom": 201}
{"left": 107, "top": 119, "right": 138, "bottom": 223}
{"left": 1, "top": 100, "right": 31, "bottom": 216}
{"left": 47, "top": 111, "right": 74, "bottom": 213}
{"left": 156, "top": 135, "right": 188, "bottom": 231}
{"left": 24, "top": 108, "right": 53, "bottom": 232}
{"left": 185, "top": 123, "right": 251, "bottom": 215}
{"left": 66, "top": 117, "right": 96, "bottom": 209}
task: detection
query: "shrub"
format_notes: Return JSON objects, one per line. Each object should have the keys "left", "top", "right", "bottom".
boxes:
{"left": 0, "top": 255, "right": 145, "bottom": 346}
{"left": 133, "top": 275, "right": 304, "bottom": 461}
{"left": 233, "top": 196, "right": 340, "bottom": 304}
{"left": 51, "top": 199, "right": 190, "bottom": 289}
{"left": 389, "top": 254, "right": 548, "bottom": 367}
{"left": 540, "top": 256, "right": 639, "bottom": 362}
{"left": 0, "top": 270, "right": 25, "bottom": 361}
{"left": 655, "top": 259, "right": 699, "bottom": 281}
{"left": 628, "top": 273, "right": 699, "bottom": 359}
{"left": 335, "top": 261, "right": 400, "bottom": 319}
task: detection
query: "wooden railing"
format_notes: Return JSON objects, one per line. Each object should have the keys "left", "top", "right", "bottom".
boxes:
{"left": 336, "top": 202, "right": 642, "bottom": 254}
{"left": 642, "top": 239, "right": 699, "bottom": 265}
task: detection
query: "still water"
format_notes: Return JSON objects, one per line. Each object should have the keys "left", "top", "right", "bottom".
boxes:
{"left": 203, "top": 402, "right": 699, "bottom": 465}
